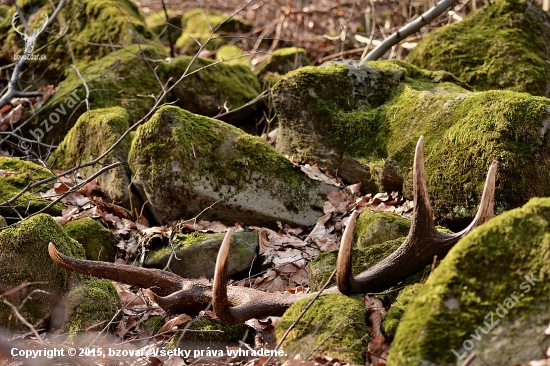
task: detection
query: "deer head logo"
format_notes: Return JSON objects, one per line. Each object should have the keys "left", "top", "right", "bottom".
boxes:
{"left": 11, "top": 12, "right": 49, "bottom": 60}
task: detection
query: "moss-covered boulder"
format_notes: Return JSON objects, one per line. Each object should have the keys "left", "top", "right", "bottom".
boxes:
{"left": 175, "top": 8, "right": 252, "bottom": 51}
{"left": 161, "top": 55, "right": 261, "bottom": 125}
{"left": 0, "top": 214, "right": 85, "bottom": 329}
{"left": 0, "top": 0, "right": 154, "bottom": 83}
{"left": 381, "top": 283, "right": 422, "bottom": 342}
{"left": 0, "top": 157, "right": 64, "bottom": 220}
{"left": 216, "top": 45, "right": 251, "bottom": 67}
{"left": 254, "top": 47, "right": 310, "bottom": 78}
{"left": 407, "top": 0, "right": 550, "bottom": 97}
{"left": 144, "top": 231, "right": 258, "bottom": 278}
{"left": 146, "top": 9, "right": 182, "bottom": 43}
{"left": 47, "top": 107, "right": 138, "bottom": 210}
{"left": 64, "top": 218, "right": 117, "bottom": 262}
{"left": 128, "top": 106, "right": 337, "bottom": 227}
{"left": 24, "top": 44, "right": 166, "bottom": 145}
{"left": 388, "top": 197, "right": 550, "bottom": 365}
{"left": 273, "top": 59, "right": 550, "bottom": 226}
{"left": 277, "top": 293, "right": 368, "bottom": 364}
{"left": 354, "top": 211, "right": 410, "bottom": 250}
{"left": 64, "top": 279, "right": 120, "bottom": 333}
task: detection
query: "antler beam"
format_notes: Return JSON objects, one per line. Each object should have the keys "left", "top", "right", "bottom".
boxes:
{"left": 337, "top": 136, "right": 497, "bottom": 295}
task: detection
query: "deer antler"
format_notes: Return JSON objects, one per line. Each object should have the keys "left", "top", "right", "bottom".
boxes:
{"left": 49, "top": 236, "right": 313, "bottom": 322}
{"left": 49, "top": 136, "right": 497, "bottom": 322}
{"left": 212, "top": 229, "right": 316, "bottom": 324}
{"left": 337, "top": 136, "right": 498, "bottom": 295}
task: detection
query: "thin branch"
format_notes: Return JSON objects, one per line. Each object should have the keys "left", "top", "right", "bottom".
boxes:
{"left": 69, "top": 64, "right": 89, "bottom": 111}
{"left": 363, "top": 0, "right": 460, "bottom": 61}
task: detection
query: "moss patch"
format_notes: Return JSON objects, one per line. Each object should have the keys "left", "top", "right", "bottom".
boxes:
{"left": 65, "top": 279, "right": 120, "bottom": 334}
{"left": 146, "top": 9, "right": 182, "bottom": 43}
{"left": 407, "top": 0, "right": 550, "bottom": 97}
{"left": 175, "top": 8, "right": 252, "bottom": 51}
{"left": 388, "top": 197, "right": 550, "bottom": 365}
{"left": 145, "top": 231, "right": 258, "bottom": 278}
{"left": 0, "top": 157, "right": 64, "bottom": 220}
{"left": 161, "top": 55, "right": 261, "bottom": 124}
{"left": 47, "top": 107, "right": 136, "bottom": 209}
{"left": 64, "top": 218, "right": 117, "bottom": 262}
{"left": 277, "top": 293, "right": 368, "bottom": 364}
{"left": 354, "top": 211, "right": 410, "bottom": 250}
{"left": 216, "top": 45, "right": 251, "bottom": 67}
{"left": 381, "top": 283, "right": 422, "bottom": 342}
{"left": 0, "top": 214, "right": 85, "bottom": 329}
{"left": 254, "top": 47, "right": 310, "bottom": 77}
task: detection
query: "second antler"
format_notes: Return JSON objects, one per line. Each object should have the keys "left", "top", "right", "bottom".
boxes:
{"left": 49, "top": 136, "right": 497, "bottom": 324}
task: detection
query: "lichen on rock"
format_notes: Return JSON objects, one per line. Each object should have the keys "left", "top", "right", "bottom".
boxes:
{"left": 63, "top": 217, "right": 117, "bottom": 262}
{"left": 388, "top": 197, "right": 550, "bottom": 365}
{"left": 64, "top": 279, "right": 120, "bottom": 334}
{"left": 0, "top": 214, "right": 85, "bottom": 329}
{"left": 128, "top": 105, "right": 337, "bottom": 227}
{"left": 407, "top": 0, "right": 550, "bottom": 97}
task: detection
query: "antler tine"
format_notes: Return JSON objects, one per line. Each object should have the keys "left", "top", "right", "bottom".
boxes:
{"left": 336, "top": 210, "right": 359, "bottom": 295}
{"left": 337, "top": 136, "right": 498, "bottom": 295}
{"left": 11, "top": 13, "right": 26, "bottom": 38}
{"left": 213, "top": 229, "right": 316, "bottom": 324}
{"left": 213, "top": 228, "right": 237, "bottom": 323}
{"left": 48, "top": 243, "right": 183, "bottom": 296}
{"left": 34, "top": 14, "right": 49, "bottom": 36}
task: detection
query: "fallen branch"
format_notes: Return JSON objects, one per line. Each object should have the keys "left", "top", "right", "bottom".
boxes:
{"left": 362, "top": 0, "right": 460, "bottom": 61}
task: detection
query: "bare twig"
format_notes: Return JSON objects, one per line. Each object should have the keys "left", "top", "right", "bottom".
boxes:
{"left": 363, "top": 0, "right": 460, "bottom": 61}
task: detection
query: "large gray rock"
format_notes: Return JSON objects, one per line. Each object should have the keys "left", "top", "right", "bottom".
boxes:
{"left": 145, "top": 231, "right": 258, "bottom": 278}
{"left": 128, "top": 106, "right": 338, "bottom": 227}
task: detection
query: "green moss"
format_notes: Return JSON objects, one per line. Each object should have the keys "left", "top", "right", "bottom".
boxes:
{"left": 407, "top": 0, "right": 550, "bottom": 97}
{"left": 143, "top": 315, "right": 165, "bottom": 334}
{"left": 216, "top": 45, "right": 251, "bottom": 67}
{"left": 175, "top": 8, "right": 252, "bottom": 51}
{"left": 277, "top": 293, "right": 368, "bottom": 364}
{"left": 65, "top": 279, "right": 120, "bottom": 334}
{"left": 388, "top": 197, "right": 550, "bottom": 365}
{"left": 275, "top": 59, "right": 550, "bottom": 223}
{"left": 47, "top": 107, "right": 135, "bottom": 208}
{"left": 254, "top": 47, "right": 310, "bottom": 77}
{"left": 354, "top": 211, "right": 411, "bottom": 250}
{"left": 381, "top": 283, "right": 423, "bottom": 342}
{"left": 64, "top": 218, "right": 117, "bottom": 262}
{"left": 0, "top": 157, "right": 64, "bottom": 219}
{"left": 145, "top": 231, "right": 257, "bottom": 278}
{"left": 129, "top": 106, "right": 322, "bottom": 225}
{"left": 146, "top": 10, "right": 182, "bottom": 43}
{"left": 0, "top": 214, "right": 85, "bottom": 328}
{"left": 161, "top": 55, "right": 261, "bottom": 123}
{"left": 309, "top": 238, "right": 424, "bottom": 291}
